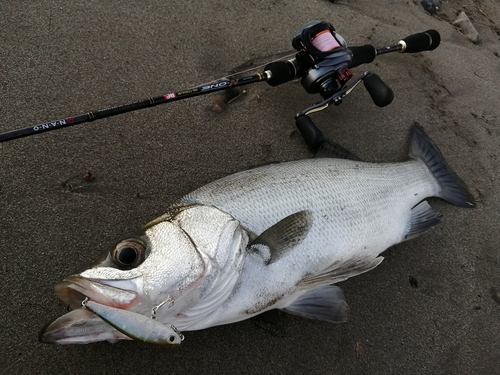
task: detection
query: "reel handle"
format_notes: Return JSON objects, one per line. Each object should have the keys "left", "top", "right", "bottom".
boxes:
{"left": 295, "top": 114, "right": 361, "bottom": 160}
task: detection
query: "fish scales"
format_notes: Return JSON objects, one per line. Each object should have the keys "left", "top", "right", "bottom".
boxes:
{"left": 189, "top": 158, "right": 437, "bottom": 251}
{"left": 179, "top": 158, "right": 439, "bottom": 328}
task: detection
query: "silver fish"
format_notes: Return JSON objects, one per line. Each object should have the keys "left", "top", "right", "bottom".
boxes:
{"left": 39, "top": 123, "right": 474, "bottom": 344}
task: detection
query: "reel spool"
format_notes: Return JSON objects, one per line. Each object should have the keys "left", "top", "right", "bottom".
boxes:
{"left": 291, "top": 21, "right": 353, "bottom": 97}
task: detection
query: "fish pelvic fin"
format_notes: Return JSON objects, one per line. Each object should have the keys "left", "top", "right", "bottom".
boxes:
{"left": 406, "top": 200, "right": 443, "bottom": 240}
{"left": 298, "top": 256, "right": 384, "bottom": 288}
{"left": 249, "top": 210, "right": 313, "bottom": 264}
{"left": 409, "top": 122, "right": 475, "bottom": 208}
{"left": 281, "top": 285, "right": 348, "bottom": 323}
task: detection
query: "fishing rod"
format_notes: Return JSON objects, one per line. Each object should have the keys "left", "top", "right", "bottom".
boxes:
{"left": 0, "top": 21, "right": 440, "bottom": 144}
{"left": 0, "top": 74, "right": 269, "bottom": 143}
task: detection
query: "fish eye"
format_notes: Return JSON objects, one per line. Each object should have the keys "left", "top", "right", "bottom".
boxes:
{"left": 111, "top": 239, "right": 146, "bottom": 269}
{"left": 118, "top": 246, "right": 137, "bottom": 264}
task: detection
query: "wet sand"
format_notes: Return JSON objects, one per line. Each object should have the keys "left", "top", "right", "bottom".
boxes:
{"left": 1, "top": 1, "right": 500, "bottom": 374}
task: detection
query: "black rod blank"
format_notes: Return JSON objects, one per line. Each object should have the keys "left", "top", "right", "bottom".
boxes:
{"left": 0, "top": 73, "right": 268, "bottom": 143}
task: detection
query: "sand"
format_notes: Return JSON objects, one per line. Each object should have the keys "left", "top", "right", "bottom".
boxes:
{"left": 1, "top": 0, "right": 499, "bottom": 374}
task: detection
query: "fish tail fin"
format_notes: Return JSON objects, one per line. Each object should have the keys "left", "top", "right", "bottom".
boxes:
{"left": 409, "top": 122, "right": 475, "bottom": 208}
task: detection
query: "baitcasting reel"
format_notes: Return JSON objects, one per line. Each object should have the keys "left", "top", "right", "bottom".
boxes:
{"left": 291, "top": 20, "right": 352, "bottom": 97}
{"left": 263, "top": 20, "right": 440, "bottom": 152}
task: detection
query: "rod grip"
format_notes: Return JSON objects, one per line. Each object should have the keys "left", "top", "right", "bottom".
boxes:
{"left": 348, "top": 45, "right": 376, "bottom": 68}
{"left": 400, "top": 29, "right": 440, "bottom": 53}
{"left": 265, "top": 61, "right": 294, "bottom": 86}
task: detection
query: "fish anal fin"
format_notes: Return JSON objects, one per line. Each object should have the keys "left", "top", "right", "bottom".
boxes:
{"left": 249, "top": 210, "right": 312, "bottom": 264}
{"left": 406, "top": 200, "right": 443, "bottom": 240}
{"left": 281, "top": 285, "right": 348, "bottom": 323}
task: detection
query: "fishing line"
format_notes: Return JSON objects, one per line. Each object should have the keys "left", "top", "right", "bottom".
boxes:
{"left": 311, "top": 30, "right": 341, "bottom": 51}
{"left": 188, "top": 51, "right": 297, "bottom": 89}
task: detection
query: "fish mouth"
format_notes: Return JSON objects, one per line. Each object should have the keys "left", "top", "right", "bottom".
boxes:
{"left": 55, "top": 275, "right": 139, "bottom": 310}
{"left": 40, "top": 276, "right": 140, "bottom": 344}
{"left": 38, "top": 307, "right": 133, "bottom": 344}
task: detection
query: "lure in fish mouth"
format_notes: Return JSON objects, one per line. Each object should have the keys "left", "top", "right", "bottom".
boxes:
{"left": 39, "top": 123, "right": 475, "bottom": 345}
{"left": 40, "top": 277, "right": 142, "bottom": 344}
{"left": 41, "top": 205, "right": 248, "bottom": 344}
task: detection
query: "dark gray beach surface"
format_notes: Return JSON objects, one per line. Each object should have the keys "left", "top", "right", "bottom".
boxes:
{"left": 1, "top": 1, "right": 499, "bottom": 374}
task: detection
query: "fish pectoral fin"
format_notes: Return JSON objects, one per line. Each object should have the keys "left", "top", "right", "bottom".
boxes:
{"left": 248, "top": 210, "right": 313, "bottom": 264}
{"left": 405, "top": 200, "right": 443, "bottom": 240}
{"left": 281, "top": 285, "right": 348, "bottom": 323}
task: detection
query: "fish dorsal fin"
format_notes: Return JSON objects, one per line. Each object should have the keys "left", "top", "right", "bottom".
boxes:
{"left": 249, "top": 210, "right": 312, "bottom": 265}
{"left": 405, "top": 200, "right": 443, "bottom": 240}
{"left": 281, "top": 285, "right": 348, "bottom": 323}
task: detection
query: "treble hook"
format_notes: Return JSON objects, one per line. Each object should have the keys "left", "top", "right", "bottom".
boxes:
{"left": 151, "top": 295, "right": 174, "bottom": 319}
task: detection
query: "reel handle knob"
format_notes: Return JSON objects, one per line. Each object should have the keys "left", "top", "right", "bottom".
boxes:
{"left": 363, "top": 73, "right": 394, "bottom": 107}
{"left": 295, "top": 115, "right": 325, "bottom": 149}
